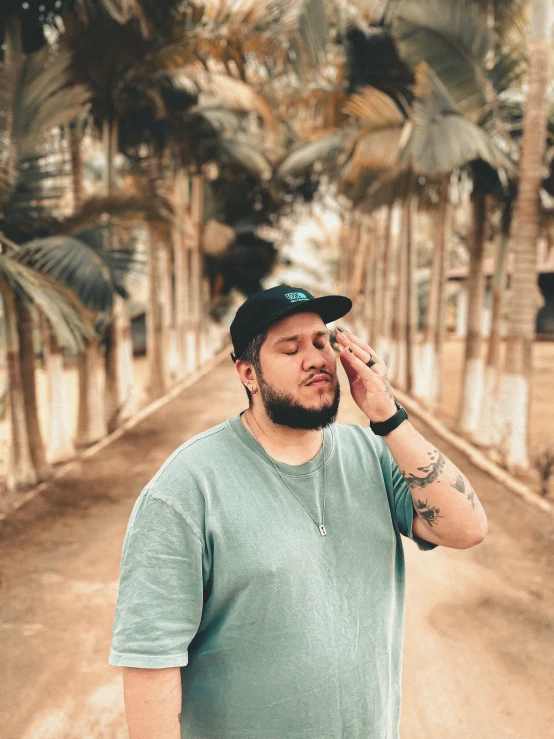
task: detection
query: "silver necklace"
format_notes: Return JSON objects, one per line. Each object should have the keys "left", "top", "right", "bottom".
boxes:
{"left": 243, "top": 411, "right": 328, "bottom": 536}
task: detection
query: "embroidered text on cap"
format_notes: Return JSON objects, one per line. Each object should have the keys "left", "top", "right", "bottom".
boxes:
{"left": 285, "top": 292, "right": 309, "bottom": 302}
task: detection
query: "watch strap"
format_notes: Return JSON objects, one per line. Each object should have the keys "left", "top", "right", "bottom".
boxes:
{"left": 370, "top": 400, "right": 408, "bottom": 436}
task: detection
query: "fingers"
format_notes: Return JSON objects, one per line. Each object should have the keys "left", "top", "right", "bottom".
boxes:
{"left": 336, "top": 328, "right": 385, "bottom": 374}
{"left": 339, "top": 343, "right": 383, "bottom": 385}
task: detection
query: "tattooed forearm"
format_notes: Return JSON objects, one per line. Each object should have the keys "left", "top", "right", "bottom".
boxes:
{"left": 450, "top": 471, "right": 476, "bottom": 509}
{"left": 384, "top": 381, "right": 394, "bottom": 401}
{"left": 414, "top": 499, "right": 443, "bottom": 527}
{"left": 401, "top": 449, "right": 446, "bottom": 490}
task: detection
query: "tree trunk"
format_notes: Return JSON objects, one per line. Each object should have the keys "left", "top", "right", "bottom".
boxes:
{"left": 391, "top": 202, "right": 409, "bottom": 389}
{"left": 15, "top": 296, "right": 50, "bottom": 481}
{"left": 457, "top": 184, "right": 487, "bottom": 437}
{"left": 146, "top": 225, "right": 169, "bottom": 399}
{"left": 172, "top": 170, "right": 189, "bottom": 378}
{"left": 405, "top": 194, "right": 418, "bottom": 395}
{"left": 368, "top": 209, "right": 386, "bottom": 347}
{"left": 433, "top": 185, "right": 451, "bottom": 410}
{"left": 474, "top": 202, "right": 511, "bottom": 448}
{"left": 1, "top": 280, "right": 37, "bottom": 493}
{"left": 496, "top": 2, "right": 551, "bottom": 471}
{"left": 43, "top": 321, "right": 75, "bottom": 464}
{"left": 416, "top": 179, "right": 449, "bottom": 407}
{"left": 352, "top": 213, "right": 372, "bottom": 335}
{"left": 190, "top": 174, "right": 204, "bottom": 369}
{"left": 75, "top": 338, "right": 107, "bottom": 447}
{"left": 102, "top": 117, "right": 136, "bottom": 430}
{"left": 377, "top": 204, "right": 396, "bottom": 366}
{"left": 104, "top": 296, "right": 136, "bottom": 432}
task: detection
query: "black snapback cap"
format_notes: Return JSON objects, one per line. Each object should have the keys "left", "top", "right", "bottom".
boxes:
{"left": 230, "top": 284, "right": 352, "bottom": 361}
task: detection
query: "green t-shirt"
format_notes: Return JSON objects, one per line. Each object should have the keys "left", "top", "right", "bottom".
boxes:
{"left": 109, "top": 413, "right": 438, "bottom": 739}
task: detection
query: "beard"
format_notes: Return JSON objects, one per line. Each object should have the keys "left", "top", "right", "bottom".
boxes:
{"left": 258, "top": 374, "right": 340, "bottom": 430}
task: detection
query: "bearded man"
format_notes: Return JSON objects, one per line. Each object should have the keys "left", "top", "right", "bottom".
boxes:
{"left": 109, "top": 285, "right": 487, "bottom": 739}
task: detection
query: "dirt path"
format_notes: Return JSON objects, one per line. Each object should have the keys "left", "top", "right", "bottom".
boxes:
{"left": 1, "top": 358, "right": 553, "bottom": 739}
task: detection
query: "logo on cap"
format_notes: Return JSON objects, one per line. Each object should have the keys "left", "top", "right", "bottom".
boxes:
{"left": 285, "top": 292, "right": 308, "bottom": 303}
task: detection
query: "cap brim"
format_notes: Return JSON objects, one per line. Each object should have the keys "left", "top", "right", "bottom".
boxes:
{"left": 257, "top": 294, "right": 352, "bottom": 333}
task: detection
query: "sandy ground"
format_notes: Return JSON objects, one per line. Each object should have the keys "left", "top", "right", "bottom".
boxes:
{"left": 0, "top": 356, "right": 553, "bottom": 738}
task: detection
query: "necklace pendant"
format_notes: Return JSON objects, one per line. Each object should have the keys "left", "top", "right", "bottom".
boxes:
{"left": 318, "top": 523, "right": 327, "bottom": 536}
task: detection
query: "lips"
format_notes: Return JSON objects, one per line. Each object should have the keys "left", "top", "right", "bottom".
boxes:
{"left": 306, "top": 374, "right": 332, "bottom": 387}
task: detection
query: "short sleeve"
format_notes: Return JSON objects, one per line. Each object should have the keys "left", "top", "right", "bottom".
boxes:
{"left": 108, "top": 487, "right": 205, "bottom": 668}
{"left": 388, "top": 452, "right": 439, "bottom": 551}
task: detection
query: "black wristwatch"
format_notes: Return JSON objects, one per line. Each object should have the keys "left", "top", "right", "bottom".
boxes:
{"left": 370, "top": 400, "right": 408, "bottom": 436}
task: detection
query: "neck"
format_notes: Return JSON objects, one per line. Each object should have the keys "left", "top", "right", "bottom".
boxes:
{"left": 241, "top": 404, "right": 324, "bottom": 466}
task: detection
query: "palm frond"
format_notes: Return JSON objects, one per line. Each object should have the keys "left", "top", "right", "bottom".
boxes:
{"left": 0, "top": 253, "right": 94, "bottom": 351}
{"left": 398, "top": 63, "right": 513, "bottom": 176}
{"left": 11, "top": 46, "right": 90, "bottom": 159}
{"left": 218, "top": 138, "right": 273, "bottom": 181}
{"left": 344, "top": 86, "right": 406, "bottom": 130}
{"left": 13, "top": 233, "right": 142, "bottom": 313}
{"left": 187, "top": 0, "right": 329, "bottom": 78}
{"left": 340, "top": 127, "right": 403, "bottom": 184}
{"left": 390, "top": 0, "right": 492, "bottom": 116}
{"left": 276, "top": 132, "right": 345, "bottom": 179}
{"left": 160, "top": 67, "right": 276, "bottom": 129}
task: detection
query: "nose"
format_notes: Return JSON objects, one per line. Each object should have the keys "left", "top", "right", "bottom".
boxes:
{"left": 302, "top": 344, "right": 328, "bottom": 371}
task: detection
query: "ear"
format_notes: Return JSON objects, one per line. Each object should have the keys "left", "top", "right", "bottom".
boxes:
{"left": 235, "top": 359, "right": 256, "bottom": 390}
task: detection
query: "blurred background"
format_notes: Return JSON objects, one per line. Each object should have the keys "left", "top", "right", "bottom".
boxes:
{"left": 0, "top": 1, "right": 553, "bottom": 737}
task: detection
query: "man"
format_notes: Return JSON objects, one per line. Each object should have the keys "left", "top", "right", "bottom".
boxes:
{"left": 109, "top": 285, "right": 487, "bottom": 739}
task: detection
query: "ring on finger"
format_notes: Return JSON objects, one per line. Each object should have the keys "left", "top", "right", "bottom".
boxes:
{"left": 366, "top": 356, "right": 377, "bottom": 368}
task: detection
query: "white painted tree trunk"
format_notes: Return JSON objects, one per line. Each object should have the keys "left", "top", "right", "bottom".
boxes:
{"left": 495, "top": 373, "right": 530, "bottom": 470}
{"left": 146, "top": 228, "right": 169, "bottom": 400}
{"left": 377, "top": 205, "right": 398, "bottom": 367}
{"left": 117, "top": 300, "right": 136, "bottom": 420}
{"left": 1, "top": 283, "right": 37, "bottom": 493}
{"left": 405, "top": 194, "right": 418, "bottom": 395}
{"left": 190, "top": 174, "right": 205, "bottom": 372}
{"left": 457, "top": 185, "right": 486, "bottom": 437}
{"left": 474, "top": 220, "right": 511, "bottom": 449}
{"left": 455, "top": 286, "right": 468, "bottom": 337}
{"left": 44, "top": 326, "right": 75, "bottom": 464}
{"left": 415, "top": 180, "right": 449, "bottom": 408}
{"left": 105, "top": 296, "right": 136, "bottom": 431}
{"left": 390, "top": 208, "right": 408, "bottom": 389}
{"left": 369, "top": 209, "right": 386, "bottom": 347}
{"left": 498, "top": 0, "right": 551, "bottom": 471}
{"left": 75, "top": 340, "right": 107, "bottom": 446}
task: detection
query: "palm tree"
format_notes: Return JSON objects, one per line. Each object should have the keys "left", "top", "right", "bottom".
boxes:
{"left": 0, "top": 35, "right": 90, "bottom": 483}
{"left": 380, "top": 0, "right": 523, "bottom": 432}
{"left": 0, "top": 237, "right": 93, "bottom": 494}
{"left": 496, "top": 0, "right": 553, "bottom": 471}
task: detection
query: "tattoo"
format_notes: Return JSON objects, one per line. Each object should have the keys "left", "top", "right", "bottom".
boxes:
{"left": 414, "top": 499, "right": 443, "bottom": 527}
{"left": 384, "top": 381, "right": 394, "bottom": 401}
{"left": 401, "top": 449, "right": 446, "bottom": 490}
{"left": 450, "top": 471, "right": 476, "bottom": 509}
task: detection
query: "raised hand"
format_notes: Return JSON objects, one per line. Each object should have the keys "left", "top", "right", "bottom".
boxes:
{"left": 335, "top": 328, "right": 397, "bottom": 423}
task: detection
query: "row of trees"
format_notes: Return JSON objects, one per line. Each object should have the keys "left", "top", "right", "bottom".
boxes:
{"left": 285, "top": 0, "right": 552, "bottom": 476}
{"left": 0, "top": 0, "right": 331, "bottom": 496}
{"left": 1, "top": 0, "right": 551, "bottom": 500}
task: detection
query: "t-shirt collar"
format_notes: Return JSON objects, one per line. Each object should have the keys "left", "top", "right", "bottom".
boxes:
{"left": 228, "top": 413, "right": 334, "bottom": 478}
